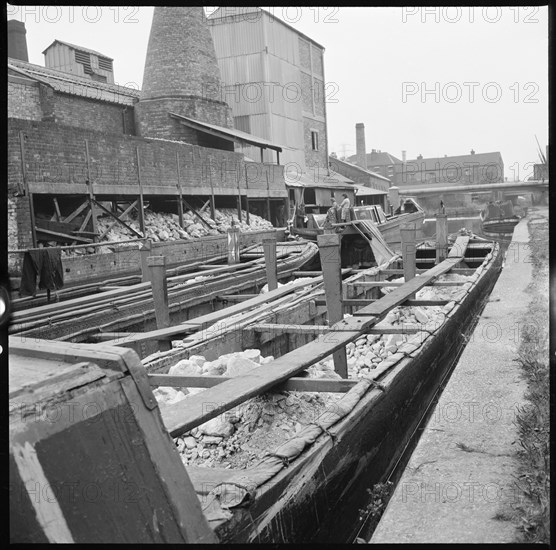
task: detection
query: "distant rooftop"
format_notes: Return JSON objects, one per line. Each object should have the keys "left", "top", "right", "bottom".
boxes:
{"left": 42, "top": 39, "right": 113, "bottom": 60}
{"left": 8, "top": 57, "right": 139, "bottom": 106}
{"left": 330, "top": 156, "right": 391, "bottom": 182}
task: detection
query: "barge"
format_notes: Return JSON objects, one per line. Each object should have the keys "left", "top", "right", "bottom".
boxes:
{"left": 9, "top": 234, "right": 503, "bottom": 543}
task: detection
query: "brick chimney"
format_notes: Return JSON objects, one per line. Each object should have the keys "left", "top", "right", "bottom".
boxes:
{"left": 135, "top": 7, "right": 233, "bottom": 145}
{"left": 8, "top": 20, "right": 29, "bottom": 62}
{"left": 355, "top": 123, "right": 367, "bottom": 169}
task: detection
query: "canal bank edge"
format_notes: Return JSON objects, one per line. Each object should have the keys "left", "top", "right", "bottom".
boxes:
{"left": 370, "top": 214, "right": 535, "bottom": 544}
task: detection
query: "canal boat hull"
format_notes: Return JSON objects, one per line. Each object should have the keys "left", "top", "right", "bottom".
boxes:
{"left": 192, "top": 242, "right": 503, "bottom": 543}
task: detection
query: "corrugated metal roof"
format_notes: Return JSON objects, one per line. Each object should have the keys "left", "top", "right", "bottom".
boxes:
{"left": 169, "top": 112, "right": 295, "bottom": 152}
{"left": 42, "top": 39, "right": 113, "bottom": 60}
{"left": 330, "top": 156, "right": 391, "bottom": 182}
{"left": 8, "top": 58, "right": 139, "bottom": 106}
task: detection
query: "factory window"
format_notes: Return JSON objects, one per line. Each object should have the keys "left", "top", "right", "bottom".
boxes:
{"left": 311, "top": 130, "right": 319, "bottom": 151}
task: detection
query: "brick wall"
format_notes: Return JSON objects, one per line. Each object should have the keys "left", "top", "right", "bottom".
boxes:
{"left": 8, "top": 80, "right": 42, "bottom": 120}
{"left": 9, "top": 77, "right": 136, "bottom": 134}
{"left": 134, "top": 96, "right": 232, "bottom": 144}
{"left": 8, "top": 117, "right": 286, "bottom": 197}
{"left": 54, "top": 94, "right": 136, "bottom": 135}
{"left": 303, "top": 117, "right": 327, "bottom": 171}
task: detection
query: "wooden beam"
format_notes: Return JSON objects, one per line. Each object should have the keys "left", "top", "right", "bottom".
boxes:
{"left": 249, "top": 322, "right": 423, "bottom": 335}
{"left": 93, "top": 199, "right": 143, "bottom": 238}
{"left": 244, "top": 166, "right": 251, "bottom": 225}
{"left": 227, "top": 226, "right": 240, "bottom": 265}
{"left": 313, "top": 298, "right": 450, "bottom": 307}
{"left": 317, "top": 233, "right": 347, "bottom": 378}
{"left": 352, "top": 236, "right": 470, "bottom": 317}
{"left": 19, "top": 131, "right": 37, "bottom": 247}
{"left": 53, "top": 197, "right": 61, "bottom": 221}
{"left": 63, "top": 201, "right": 89, "bottom": 224}
{"left": 149, "top": 374, "right": 358, "bottom": 393}
{"left": 263, "top": 237, "right": 278, "bottom": 291}
{"left": 182, "top": 198, "right": 213, "bottom": 229}
{"left": 176, "top": 152, "right": 184, "bottom": 229}
{"left": 436, "top": 213, "right": 448, "bottom": 263}
{"left": 135, "top": 147, "right": 146, "bottom": 236}
{"left": 349, "top": 281, "right": 465, "bottom": 287}
{"left": 160, "top": 327, "right": 362, "bottom": 437}
{"left": 218, "top": 294, "right": 259, "bottom": 303}
{"left": 84, "top": 140, "right": 98, "bottom": 241}
{"left": 100, "top": 276, "right": 320, "bottom": 347}
{"left": 98, "top": 200, "right": 139, "bottom": 240}
{"left": 400, "top": 223, "right": 416, "bottom": 299}
{"left": 35, "top": 226, "right": 92, "bottom": 244}
{"left": 148, "top": 256, "right": 171, "bottom": 351}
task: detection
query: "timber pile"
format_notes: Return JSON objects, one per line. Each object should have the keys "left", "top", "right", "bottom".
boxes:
{"left": 153, "top": 350, "right": 342, "bottom": 470}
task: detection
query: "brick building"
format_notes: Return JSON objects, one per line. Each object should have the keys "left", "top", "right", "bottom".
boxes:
{"left": 7, "top": 8, "right": 289, "bottom": 255}
{"left": 349, "top": 148, "right": 504, "bottom": 187}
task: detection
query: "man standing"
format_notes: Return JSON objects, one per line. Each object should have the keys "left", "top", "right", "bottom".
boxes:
{"left": 323, "top": 197, "right": 339, "bottom": 230}
{"left": 340, "top": 193, "right": 351, "bottom": 222}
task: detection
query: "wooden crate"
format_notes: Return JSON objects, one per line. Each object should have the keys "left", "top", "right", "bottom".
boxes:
{"left": 9, "top": 338, "right": 217, "bottom": 543}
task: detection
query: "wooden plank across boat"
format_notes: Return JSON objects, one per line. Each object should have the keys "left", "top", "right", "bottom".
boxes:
{"left": 9, "top": 235, "right": 504, "bottom": 543}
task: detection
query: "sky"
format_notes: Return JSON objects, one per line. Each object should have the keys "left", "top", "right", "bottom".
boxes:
{"left": 7, "top": 5, "right": 549, "bottom": 181}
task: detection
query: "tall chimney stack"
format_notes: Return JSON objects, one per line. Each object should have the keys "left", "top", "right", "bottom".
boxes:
{"left": 8, "top": 20, "right": 29, "bottom": 62}
{"left": 402, "top": 150, "right": 407, "bottom": 163}
{"left": 134, "top": 7, "right": 233, "bottom": 143}
{"left": 355, "top": 123, "right": 367, "bottom": 170}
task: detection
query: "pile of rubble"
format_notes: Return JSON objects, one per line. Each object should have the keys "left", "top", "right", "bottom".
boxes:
{"left": 97, "top": 207, "right": 273, "bottom": 243}
{"left": 60, "top": 207, "right": 274, "bottom": 256}
{"left": 153, "top": 350, "right": 342, "bottom": 470}
{"left": 346, "top": 271, "right": 473, "bottom": 378}
{"left": 152, "top": 270, "right": 476, "bottom": 470}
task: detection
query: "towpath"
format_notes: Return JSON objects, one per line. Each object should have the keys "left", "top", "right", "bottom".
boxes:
{"left": 370, "top": 209, "right": 541, "bottom": 543}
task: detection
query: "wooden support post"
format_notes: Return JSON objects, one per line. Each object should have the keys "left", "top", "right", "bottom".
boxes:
{"left": 19, "top": 131, "right": 37, "bottom": 247}
{"left": 400, "top": 223, "right": 416, "bottom": 299}
{"left": 316, "top": 233, "right": 348, "bottom": 378}
{"left": 148, "top": 255, "right": 171, "bottom": 352}
{"left": 176, "top": 152, "right": 184, "bottom": 229}
{"left": 237, "top": 195, "right": 242, "bottom": 223}
{"left": 244, "top": 166, "right": 251, "bottom": 225}
{"left": 84, "top": 140, "right": 98, "bottom": 242}
{"left": 262, "top": 236, "right": 278, "bottom": 291}
{"left": 135, "top": 147, "right": 146, "bottom": 236}
{"left": 227, "top": 226, "right": 240, "bottom": 265}
{"left": 236, "top": 165, "right": 243, "bottom": 223}
{"left": 266, "top": 171, "right": 271, "bottom": 223}
{"left": 140, "top": 240, "right": 153, "bottom": 282}
{"left": 436, "top": 213, "right": 448, "bottom": 264}
{"left": 53, "top": 198, "right": 61, "bottom": 221}
{"left": 207, "top": 159, "right": 216, "bottom": 221}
